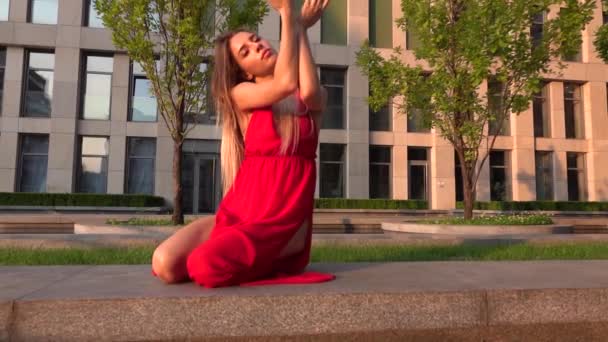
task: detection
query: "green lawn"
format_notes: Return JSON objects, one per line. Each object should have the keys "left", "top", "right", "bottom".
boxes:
{"left": 1, "top": 243, "right": 608, "bottom": 265}
{"left": 106, "top": 218, "right": 195, "bottom": 226}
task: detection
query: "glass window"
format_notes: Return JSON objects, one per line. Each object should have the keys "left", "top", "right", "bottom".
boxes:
{"left": 531, "top": 12, "right": 545, "bottom": 49}
{"left": 488, "top": 79, "right": 510, "bottom": 136}
{"left": 0, "top": 0, "right": 8, "bottom": 21}
{"left": 29, "top": 0, "right": 58, "bottom": 25}
{"left": 17, "top": 134, "right": 48, "bottom": 192}
{"left": 490, "top": 150, "right": 510, "bottom": 201}
{"left": 369, "top": 87, "right": 391, "bottom": 131}
{"left": 185, "top": 63, "right": 216, "bottom": 125}
{"left": 407, "top": 108, "right": 430, "bottom": 133}
{"left": 406, "top": 29, "right": 422, "bottom": 51}
{"left": 454, "top": 150, "right": 464, "bottom": 202}
{"left": 567, "top": 152, "right": 587, "bottom": 201}
{"left": 604, "top": 2, "right": 608, "bottom": 25}
{"left": 535, "top": 151, "right": 553, "bottom": 200}
{"left": 126, "top": 137, "right": 156, "bottom": 194}
{"left": 321, "top": 0, "right": 346, "bottom": 45}
{"left": 23, "top": 51, "right": 54, "bottom": 117}
{"left": 86, "top": 0, "right": 104, "bottom": 28}
{"left": 320, "top": 143, "right": 345, "bottom": 198}
{"left": 408, "top": 147, "right": 428, "bottom": 200}
{"left": 369, "top": 0, "right": 392, "bottom": 49}
{"left": 320, "top": 68, "right": 346, "bottom": 129}
{"left": 81, "top": 55, "right": 113, "bottom": 120}
{"left": 564, "top": 82, "right": 584, "bottom": 139}
{"left": 369, "top": 145, "right": 391, "bottom": 198}
{"left": 533, "top": 82, "right": 550, "bottom": 137}
{"left": 77, "top": 136, "right": 109, "bottom": 193}
{"left": 0, "top": 48, "right": 5, "bottom": 112}
{"left": 130, "top": 61, "right": 158, "bottom": 122}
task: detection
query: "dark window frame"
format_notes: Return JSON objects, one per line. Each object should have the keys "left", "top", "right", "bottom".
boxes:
{"left": 128, "top": 59, "right": 160, "bottom": 122}
{"left": 564, "top": 82, "right": 585, "bottom": 139}
{"left": 320, "top": 143, "right": 346, "bottom": 198}
{"left": 79, "top": 52, "right": 114, "bottom": 120}
{"left": 27, "top": 0, "right": 58, "bottom": 25}
{"left": 369, "top": 145, "right": 392, "bottom": 199}
{"left": 489, "top": 150, "right": 511, "bottom": 201}
{"left": 76, "top": 135, "right": 109, "bottom": 194}
{"left": 320, "top": 66, "right": 347, "bottom": 130}
{"left": 125, "top": 137, "right": 156, "bottom": 194}
{"left": 21, "top": 49, "right": 55, "bottom": 118}
{"left": 16, "top": 133, "right": 49, "bottom": 193}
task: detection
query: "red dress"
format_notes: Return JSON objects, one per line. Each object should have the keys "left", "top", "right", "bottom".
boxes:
{"left": 184, "top": 98, "right": 335, "bottom": 288}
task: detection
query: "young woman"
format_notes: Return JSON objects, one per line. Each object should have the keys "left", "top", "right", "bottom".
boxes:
{"left": 152, "top": 0, "right": 333, "bottom": 288}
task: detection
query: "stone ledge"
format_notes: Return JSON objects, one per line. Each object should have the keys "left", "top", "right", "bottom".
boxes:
{"left": 2, "top": 261, "right": 608, "bottom": 341}
{"left": 382, "top": 222, "right": 574, "bottom": 235}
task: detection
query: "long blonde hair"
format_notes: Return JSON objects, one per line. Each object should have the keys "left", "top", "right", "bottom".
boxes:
{"left": 212, "top": 29, "right": 305, "bottom": 196}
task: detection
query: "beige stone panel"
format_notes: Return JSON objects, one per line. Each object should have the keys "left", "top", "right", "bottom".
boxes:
{"left": 156, "top": 120, "right": 172, "bottom": 137}
{"left": 112, "top": 54, "right": 130, "bottom": 87}
{"left": 9, "top": 0, "right": 27, "bottom": 22}
{"left": 155, "top": 137, "right": 174, "bottom": 173}
{"left": 54, "top": 48, "right": 80, "bottom": 83}
{"left": 347, "top": 98, "right": 368, "bottom": 131}
{"left": 347, "top": 143, "right": 368, "bottom": 177}
{"left": 553, "top": 151, "right": 569, "bottom": 201}
{"left": 586, "top": 151, "right": 608, "bottom": 201}
{"left": 110, "top": 121, "right": 126, "bottom": 136}
{"left": 126, "top": 122, "right": 157, "bottom": 137}
{"left": 590, "top": 139, "right": 608, "bottom": 152}
{"left": 393, "top": 0, "right": 405, "bottom": 50}
{"left": 585, "top": 82, "right": 608, "bottom": 139}
{"left": 19, "top": 118, "right": 51, "bottom": 133}
{"left": 5, "top": 47, "right": 24, "bottom": 82}
{"left": 476, "top": 157, "right": 491, "bottom": 201}
{"left": 0, "top": 22, "right": 14, "bottom": 45}
{"left": 513, "top": 107, "right": 534, "bottom": 137}
{"left": 108, "top": 135, "right": 126, "bottom": 172}
{"left": 51, "top": 82, "right": 78, "bottom": 118}
{"left": 308, "top": 18, "right": 321, "bottom": 45}
{"left": 110, "top": 86, "right": 129, "bottom": 122}
{"left": 347, "top": 129, "right": 368, "bottom": 145}
{"left": 347, "top": 68, "right": 368, "bottom": 99}
{"left": 548, "top": 81, "right": 565, "bottom": 139}
{"left": 512, "top": 136, "right": 535, "bottom": 150}
{"left": 45, "top": 169, "right": 73, "bottom": 193}
{"left": 58, "top": 0, "right": 83, "bottom": 26}
{"left": 155, "top": 170, "right": 174, "bottom": 203}
{"left": 55, "top": 25, "right": 80, "bottom": 48}
{"left": 394, "top": 132, "right": 407, "bottom": 146}
{"left": 315, "top": 44, "right": 350, "bottom": 66}
{"left": 348, "top": 175, "right": 368, "bottom": 199}
{"left": 184, "top": 125, "right": 221, "bottom": 140}
{"left": 559, "top": 62, "right": 587, "bottom": 81}
{"left": 0, "top": 168, "right": 16, "bottom": 192}
{"left": 80, "top": 28, "right": 117, "bottom": 52}
{"left": 1, "top": 81, "right": 21, "bottom": 117}
{"left": 511, "top": 148, "right": 536, "bottom": 201}
{"left": 536, "top": 138, "right": 587, "bottom": 152}
{"left": 583, "top": 4, "right": 603, "bottom": 64}
{"left": 491, "top": 137, "right": 514, "bottom": 151}
{"left": 0, "top": 132, "right": 18, "bottom": 170}
{"left": 347, "top": 12, "right": 367, "bottom": 47}
{"left": 393, "top": 176, "right": 407, "bottom": 200}
{"left": 78, "top": 120, "right": 111, "bottom": 136}
{"left": 369, "top": 131, "right": 394, "bottom": 145}
{"left": 107, "top": 170, "right": 124, "bottom": 194}
{"left": 50, "top": 118, "right": 76, "bottom": 134}
{"left": 47, "top": 133, "right": 75, "bottom": 170}
{"left": 584, "top": 63, "right": 608, "bottom": 82}
{"left": 392, "top": 107, "right": 407, "bottom": 132}
{"left": 13, "top": 23, "right": 58, "bottom": 47}
{"left": 431, "top": 146, "right": 456, "bottom": 209}
{"left": 319, "top": 129, "right": 347, "bottom": 143}
{"left": 1, "top": 117, "right": 18, "bottom": 132}
{"left": 405, "top": 133, "right": 432, "bottom": 147}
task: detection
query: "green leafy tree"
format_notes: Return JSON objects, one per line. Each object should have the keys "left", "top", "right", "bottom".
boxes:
{"left": 94, "top": 0, "right": 267, "bottom": 224}
{"left": 357, "top": 0, "right": 594, "bottom": 219}
{"left": 594, "top": 0, "right": 608, "bottom": 61}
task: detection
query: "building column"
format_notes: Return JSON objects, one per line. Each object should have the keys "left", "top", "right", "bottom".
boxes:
{"left": 511, "top": 106, "right": 536, "bottom": 201}
{"left": 392, "top": 145, "right": 407, "bottom": 200}
{"left": 584, "top": 81, "right": 608, "bottom": 200}
{"left": 107, "top": 54, "right": 131, "bottom": 194}
{"left": 47, "top": 47, "right": 79, "bottom": 193}
{"left": 430, "top": 136, "right": 455, "bottom": 209}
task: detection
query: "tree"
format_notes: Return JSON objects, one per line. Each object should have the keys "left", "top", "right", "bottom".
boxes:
{"left": 94, "top": 0, "right": 268, "bottom": 224}
{"left": 357, "top": 0, "right": 594, "bottom": 219}
{"left": 594, "top": 0, "right": 608, "bottom": 62}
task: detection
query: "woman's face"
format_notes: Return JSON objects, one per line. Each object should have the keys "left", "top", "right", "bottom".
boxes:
{"left": 229, "top": 31, "right": 277, "bottom": 81}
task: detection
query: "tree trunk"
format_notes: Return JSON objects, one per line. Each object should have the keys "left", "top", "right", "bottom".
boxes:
{"left": 462, "top": 167, "right": 475, "bottom": 220}
{"left": 172, "top": 141, "right": 184, "bottom": 225}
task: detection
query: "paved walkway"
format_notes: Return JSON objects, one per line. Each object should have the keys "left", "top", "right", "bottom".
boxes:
{"left": 2, "top": 261, "right": 608, "bottom": 341}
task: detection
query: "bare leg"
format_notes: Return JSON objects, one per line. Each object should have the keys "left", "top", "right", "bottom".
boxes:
{"left": 152, "top": 215, "right": 215, "bottom": 284}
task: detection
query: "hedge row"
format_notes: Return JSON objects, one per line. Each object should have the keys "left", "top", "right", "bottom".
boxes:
{"left": 456, "top": 201, "right": 608, "bottom": 212}
{"left": 0, "top": 193, "right": 165, "bottom": 207}
{"left": 315, "top": 198, "right": 428, "bottom": 209}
